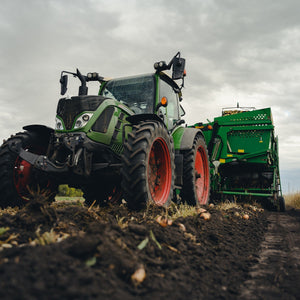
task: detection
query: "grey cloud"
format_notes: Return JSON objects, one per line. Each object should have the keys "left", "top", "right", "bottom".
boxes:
{"left": 0, "top": 0, "right": 299, "bottom": 191}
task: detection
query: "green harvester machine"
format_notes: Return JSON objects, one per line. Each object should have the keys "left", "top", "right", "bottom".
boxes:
{"left": 193, "top": 105, "right": 285, "bottom": 211}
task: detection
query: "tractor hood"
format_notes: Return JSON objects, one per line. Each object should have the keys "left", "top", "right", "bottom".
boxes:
{"left": 56, "top": 95, "right": 108, "bottom": 131}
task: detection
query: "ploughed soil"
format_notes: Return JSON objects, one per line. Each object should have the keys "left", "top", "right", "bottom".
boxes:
{"left": 0, "top": 197, "right": 299, "bottom": 300}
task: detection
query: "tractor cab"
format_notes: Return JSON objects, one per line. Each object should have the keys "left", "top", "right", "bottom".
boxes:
{"left": 59, "top": 52, "right": 186, "bottom": 131}
{"left": 100, "top": 74, "right": 156, "bottom": 114}
{"left": 99, "top": 71, "right": 185, "bottom": 130}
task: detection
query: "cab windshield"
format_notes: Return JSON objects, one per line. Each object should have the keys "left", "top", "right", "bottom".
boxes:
{"left": 100, "top": 74, "right": 155, "bottom": 114}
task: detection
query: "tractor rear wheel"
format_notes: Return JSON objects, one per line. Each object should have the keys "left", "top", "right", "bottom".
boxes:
{"left": 0, "top": 132, "right": 57, "bottom": 208}
{"left": 181, "top": 135, "right": 210, "bottom": 206}
{"left": 121, "top": 121, "right": 175, "bottom": 209}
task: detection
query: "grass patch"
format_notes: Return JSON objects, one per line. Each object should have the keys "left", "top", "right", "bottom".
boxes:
{"left": 30, "top": 227, "right": 70, "bottom": 246}
{"left": 285, "top": 193, "right": 300, "bottom": 209}
{"left": 0, "top": 207, "right": 19, "bottom": 217}
{"left": 55, "top": 196, "right": 85, "bottom": 202}
{"left": 168, "top": 202, "right": 199, "bottom": 220}
{"left": 0, "top": 227, "right": 9, "bottom": 236}
{"left": 216, "top": 201, "right": 240, "bottom": 211}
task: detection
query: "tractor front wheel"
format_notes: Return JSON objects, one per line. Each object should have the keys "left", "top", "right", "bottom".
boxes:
{"left": 0, "top": 132, "right": 57, "bottom": 208}
{"left": 122, "top": 121, "right": 175, "bottom": 209}
{"left": 181, "top": 135, "right": 210, "bottom": 206}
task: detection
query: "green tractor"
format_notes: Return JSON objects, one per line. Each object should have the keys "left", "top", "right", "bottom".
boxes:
{"left": 0, "top": 52, "right": 210, "bottom": 209}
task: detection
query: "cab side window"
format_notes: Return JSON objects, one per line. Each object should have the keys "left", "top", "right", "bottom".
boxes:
{"left": 159, "top": 79, "right": 179, "bottom": 129}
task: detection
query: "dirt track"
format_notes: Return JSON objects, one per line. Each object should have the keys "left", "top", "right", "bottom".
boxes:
{"left": 0, "top": 199, "right": 299, "bottom": 299}
{"left": 241, "top": 208, "right": 300, "bottom": 299}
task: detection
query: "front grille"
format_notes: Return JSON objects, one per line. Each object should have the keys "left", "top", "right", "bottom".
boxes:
{"left": 57, "top": 96, "right": 107, "bottom": 130}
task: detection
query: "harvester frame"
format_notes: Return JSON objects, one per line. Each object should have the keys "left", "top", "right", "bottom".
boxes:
{"left": 195, "top": 105, "right": 285, "bottom": 211}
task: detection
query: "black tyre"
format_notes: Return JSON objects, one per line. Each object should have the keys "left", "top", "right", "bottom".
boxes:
{"left": 121, "top": 121, "right": 175, "bottom": 209}
{"left": 82, "top": 181, "right": 122, "bottom": 207}
{"left": 279, "top": 196, "right": 286, "bottom": 212}
{"left": 0, "top": 131, "right": 57, "bottom": 208}
{"left": 181, "top": 135, "right": 210, "bottom": 206}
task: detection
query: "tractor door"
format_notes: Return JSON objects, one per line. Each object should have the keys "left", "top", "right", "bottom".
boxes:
{"left": 158, "top": 76, "right": 180, "bottom": 130}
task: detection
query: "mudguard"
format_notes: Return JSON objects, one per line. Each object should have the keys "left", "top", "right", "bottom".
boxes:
{"left": 23, "top": 124, "right": 54, "bottom": 143}
{"left": 126, "top": 114, "right": 165, "bottom": 126}
{"left": 172, "top": 127, "right": 204, "bottom": 151}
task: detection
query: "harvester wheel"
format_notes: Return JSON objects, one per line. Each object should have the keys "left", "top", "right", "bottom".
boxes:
{"left": 181, "top": 135, "right": 210, "bottom": 206}
{"left": 0, "top": 132, "right": 57, "bottom": 208}
{"left": 83, "top": 182, "right": 122, "bottom": 207}
{"left": 121, "top": 121, "right": 175, "bottom": 209}
{"left": 279, "top": 196, "right": 286, "bottom": 212}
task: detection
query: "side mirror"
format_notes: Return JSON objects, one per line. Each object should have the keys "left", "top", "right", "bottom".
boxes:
{"left": 156, "top": 96, "right": 168, "bottom": 111}
{"left": 172, "top": 57, "right": 186, "bottom": 80}
{"left": 60, "top": 74, "right": 68, "bottom": 95}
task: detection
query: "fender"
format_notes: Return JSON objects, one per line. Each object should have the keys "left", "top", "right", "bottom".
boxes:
{"left": 172, "top": 127, "right": 204, "bottom": 151}
{"left": 23, "top": 124, "right": 55, "bottom": 142}
{"left": 126, "top": 114, "right": 165, "bottom": 126}
{"left": 7, "top": 125, "right": 54, "bottom": 155}
{"left": 172, "top": 126, "right": 205, "bottom": 186}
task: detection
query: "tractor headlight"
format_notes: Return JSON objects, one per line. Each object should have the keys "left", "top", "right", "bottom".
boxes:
{"left": 55, "top": 117, "right": 65, "bottom": 130}
{"left": 154, "top": 61, "right": 167, "bottom": 70}
{"left": 74, "top": 113, "right": 93, "bottom": 129}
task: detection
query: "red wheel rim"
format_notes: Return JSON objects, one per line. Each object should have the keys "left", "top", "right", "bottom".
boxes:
{"left": 195, "top": 145, "right": 209, "bottom": 205}
{"left": 13, "top": 157, "right": 33, "bottom": 201}
{"left": 147, "top": 138, "right": 172, "bottom": 205}
{"left": 13, "top": 146, "right": 51, "bottom": 201}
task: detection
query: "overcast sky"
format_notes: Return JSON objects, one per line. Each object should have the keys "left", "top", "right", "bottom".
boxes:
{"left": 0, "top": 0, "right": 299, "bottom": 193}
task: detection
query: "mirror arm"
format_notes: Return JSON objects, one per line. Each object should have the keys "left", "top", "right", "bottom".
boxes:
{"left": 166, "top": 51, "right": 181, "bottom": 70}
{"left": 76, "top": 69, "right": 88, "bottom": 96}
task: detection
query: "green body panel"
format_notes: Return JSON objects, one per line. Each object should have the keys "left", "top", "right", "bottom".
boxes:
{"left": 201, "top": 108, "right": 275, "bottom": 164}
{"left": 86, "top": 102, "right": 133, "bottom": 147}
{"left": 171, "top": 126, "right": 204, "bottom": 151}
{"left": 172, "top": 126, "right": 185, "bottom": 150}
{"left": 194, "top": 107, "right": 283, "bottom": 206}
{"left": 55, "top": 98, "right": 133, "bottom": 153}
